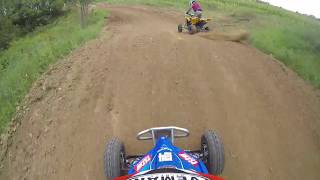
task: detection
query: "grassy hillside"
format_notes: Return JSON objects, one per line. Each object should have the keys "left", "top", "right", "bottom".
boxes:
{"left": 98, "top": 0, "right": 320, "bottom": 87}
{"left": 0, "top": 9, "right": 107, "bottom": 133}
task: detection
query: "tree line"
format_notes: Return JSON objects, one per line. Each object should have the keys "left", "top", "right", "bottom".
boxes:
{"left": 0, "top": 0, "right": 90, "bottom": 51}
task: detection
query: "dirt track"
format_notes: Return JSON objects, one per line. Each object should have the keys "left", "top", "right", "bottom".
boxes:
{"left": 1, "top": 4, "right": 320, "bottom": 180}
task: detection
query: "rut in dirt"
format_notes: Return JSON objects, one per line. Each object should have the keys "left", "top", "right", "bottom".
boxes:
{"left": 1, "top": 4, "right": 320, "bottom": 180}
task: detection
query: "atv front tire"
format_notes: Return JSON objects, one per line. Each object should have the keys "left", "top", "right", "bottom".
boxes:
{"left": 189, "top": 25, "right": 196, "bottom": 34}
{"left": 187, "top": 25, "right": 196, "bottom": 34}
{"left": 178, "top": 24, "right": 183, "bottom": 33}
{"left": 104, "top": 138, "right": 126, "bottom": 180}
{"left": 201, "top": 130, "right": 225, "bottom": 175}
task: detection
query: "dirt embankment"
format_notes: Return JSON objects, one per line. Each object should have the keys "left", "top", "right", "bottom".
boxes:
{"left": 1, "top": 4, "right": 320, "bottom": 180}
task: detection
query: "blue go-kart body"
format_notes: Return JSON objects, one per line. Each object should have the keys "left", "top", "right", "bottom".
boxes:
{"left": 104, "top": 127, "right": 225, "bottom": 180}
{"left": 129, "top": 136, "right": 208, "bottom": 174}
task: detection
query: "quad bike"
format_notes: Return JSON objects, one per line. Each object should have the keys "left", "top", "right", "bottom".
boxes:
{"left": 104, "top": 126, "right": 225, "bottom": 180}
{"left": 178, "top": 13, "right": 211, "bottom": 34}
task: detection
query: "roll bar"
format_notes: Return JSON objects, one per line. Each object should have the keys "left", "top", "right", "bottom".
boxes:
{"left": 136, "top": 126, "right": 189, "bottom": 145}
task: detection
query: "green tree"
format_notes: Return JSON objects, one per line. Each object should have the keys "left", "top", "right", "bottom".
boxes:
{"left": 79, "top": 0, "right": 90, "bottom": 28}
{"left": 0, "top": 0, "right": 66, "bottom": 50}
{"left": 0, "top": 17, "right": 17, "bottom": 50}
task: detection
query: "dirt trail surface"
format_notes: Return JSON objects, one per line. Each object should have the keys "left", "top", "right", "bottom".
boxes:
{"left": 1, "top": 4, "right": 320, "bottom": 180}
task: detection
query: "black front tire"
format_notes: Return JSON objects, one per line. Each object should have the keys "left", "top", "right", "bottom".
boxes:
{"left": 104, "top": 138, "right": 126, "bottom": 180}
{"left": 189, "top": 25, "right": 196, "bottom": 34}
{"left": 178, "top": 24, "right": 183, "bottom": 33}
{"left": 201, "top": 130, "right": 225, "bottom": 175}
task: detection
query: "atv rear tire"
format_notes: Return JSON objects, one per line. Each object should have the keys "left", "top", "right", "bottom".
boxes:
{"left": 201, "top": 130, "right": 225, "bottom": 175}
{"left": 104, "top": 138, "right": 126, "bottom": 180}
{"left": 178, "top": 24, "right": 183, "bottom": 33}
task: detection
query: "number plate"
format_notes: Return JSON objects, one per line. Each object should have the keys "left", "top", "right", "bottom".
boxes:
{"left": 129, "top": 173, "right": 209, "bottom": 180}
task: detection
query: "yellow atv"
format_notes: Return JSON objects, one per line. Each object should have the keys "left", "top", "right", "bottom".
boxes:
{"left": 178, "top": 13, "right": 211, "bottom": 34}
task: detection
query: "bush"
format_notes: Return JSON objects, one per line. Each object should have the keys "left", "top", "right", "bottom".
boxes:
{"left": 0, "top": 0, "right": 67, "bottom": 50}
{"left": 0, "top": 17, "right": 18, "bottom": 50}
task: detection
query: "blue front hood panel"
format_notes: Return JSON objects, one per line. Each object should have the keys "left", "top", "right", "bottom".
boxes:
{"left": 128, "top": 137, "right": 209, "bottom": 174}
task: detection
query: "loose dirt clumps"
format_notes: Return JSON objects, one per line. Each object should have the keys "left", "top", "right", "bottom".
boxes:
{"left": 200, "top": 30, "right": 249, "bottom": 42}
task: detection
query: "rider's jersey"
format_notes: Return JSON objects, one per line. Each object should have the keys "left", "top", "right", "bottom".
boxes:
{"left": 192, "top": 2, "right": 202, "bottom": 12}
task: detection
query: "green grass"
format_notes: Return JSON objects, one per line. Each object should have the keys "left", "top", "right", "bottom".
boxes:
{"left": 250, "top": 18, "right": 320, "bottom": 85}
{"left": 98, "top": 0, "right": 320, "bottom": 87}
{"left": 0, "top": 8, "right": 107, "bottom": 133}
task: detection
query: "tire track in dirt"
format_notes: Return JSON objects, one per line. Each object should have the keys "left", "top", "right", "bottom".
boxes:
{"left": 1, "top": 4, "right": 320, "bottom": 180}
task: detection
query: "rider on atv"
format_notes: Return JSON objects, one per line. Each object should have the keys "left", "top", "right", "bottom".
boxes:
{"left": 186, "top": 0, "right": 203, "bottom": 18}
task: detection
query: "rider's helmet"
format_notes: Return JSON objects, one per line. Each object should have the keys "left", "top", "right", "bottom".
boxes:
{"left": 189, "top": 0, "right": 196, "bottom": 6}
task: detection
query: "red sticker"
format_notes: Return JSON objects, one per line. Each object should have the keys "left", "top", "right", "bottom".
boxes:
{"left": 134, "top": 155, "right": 152, "bottom": 172}
{"left": 178, "top": 152, "right": 199, "bottom": 166}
